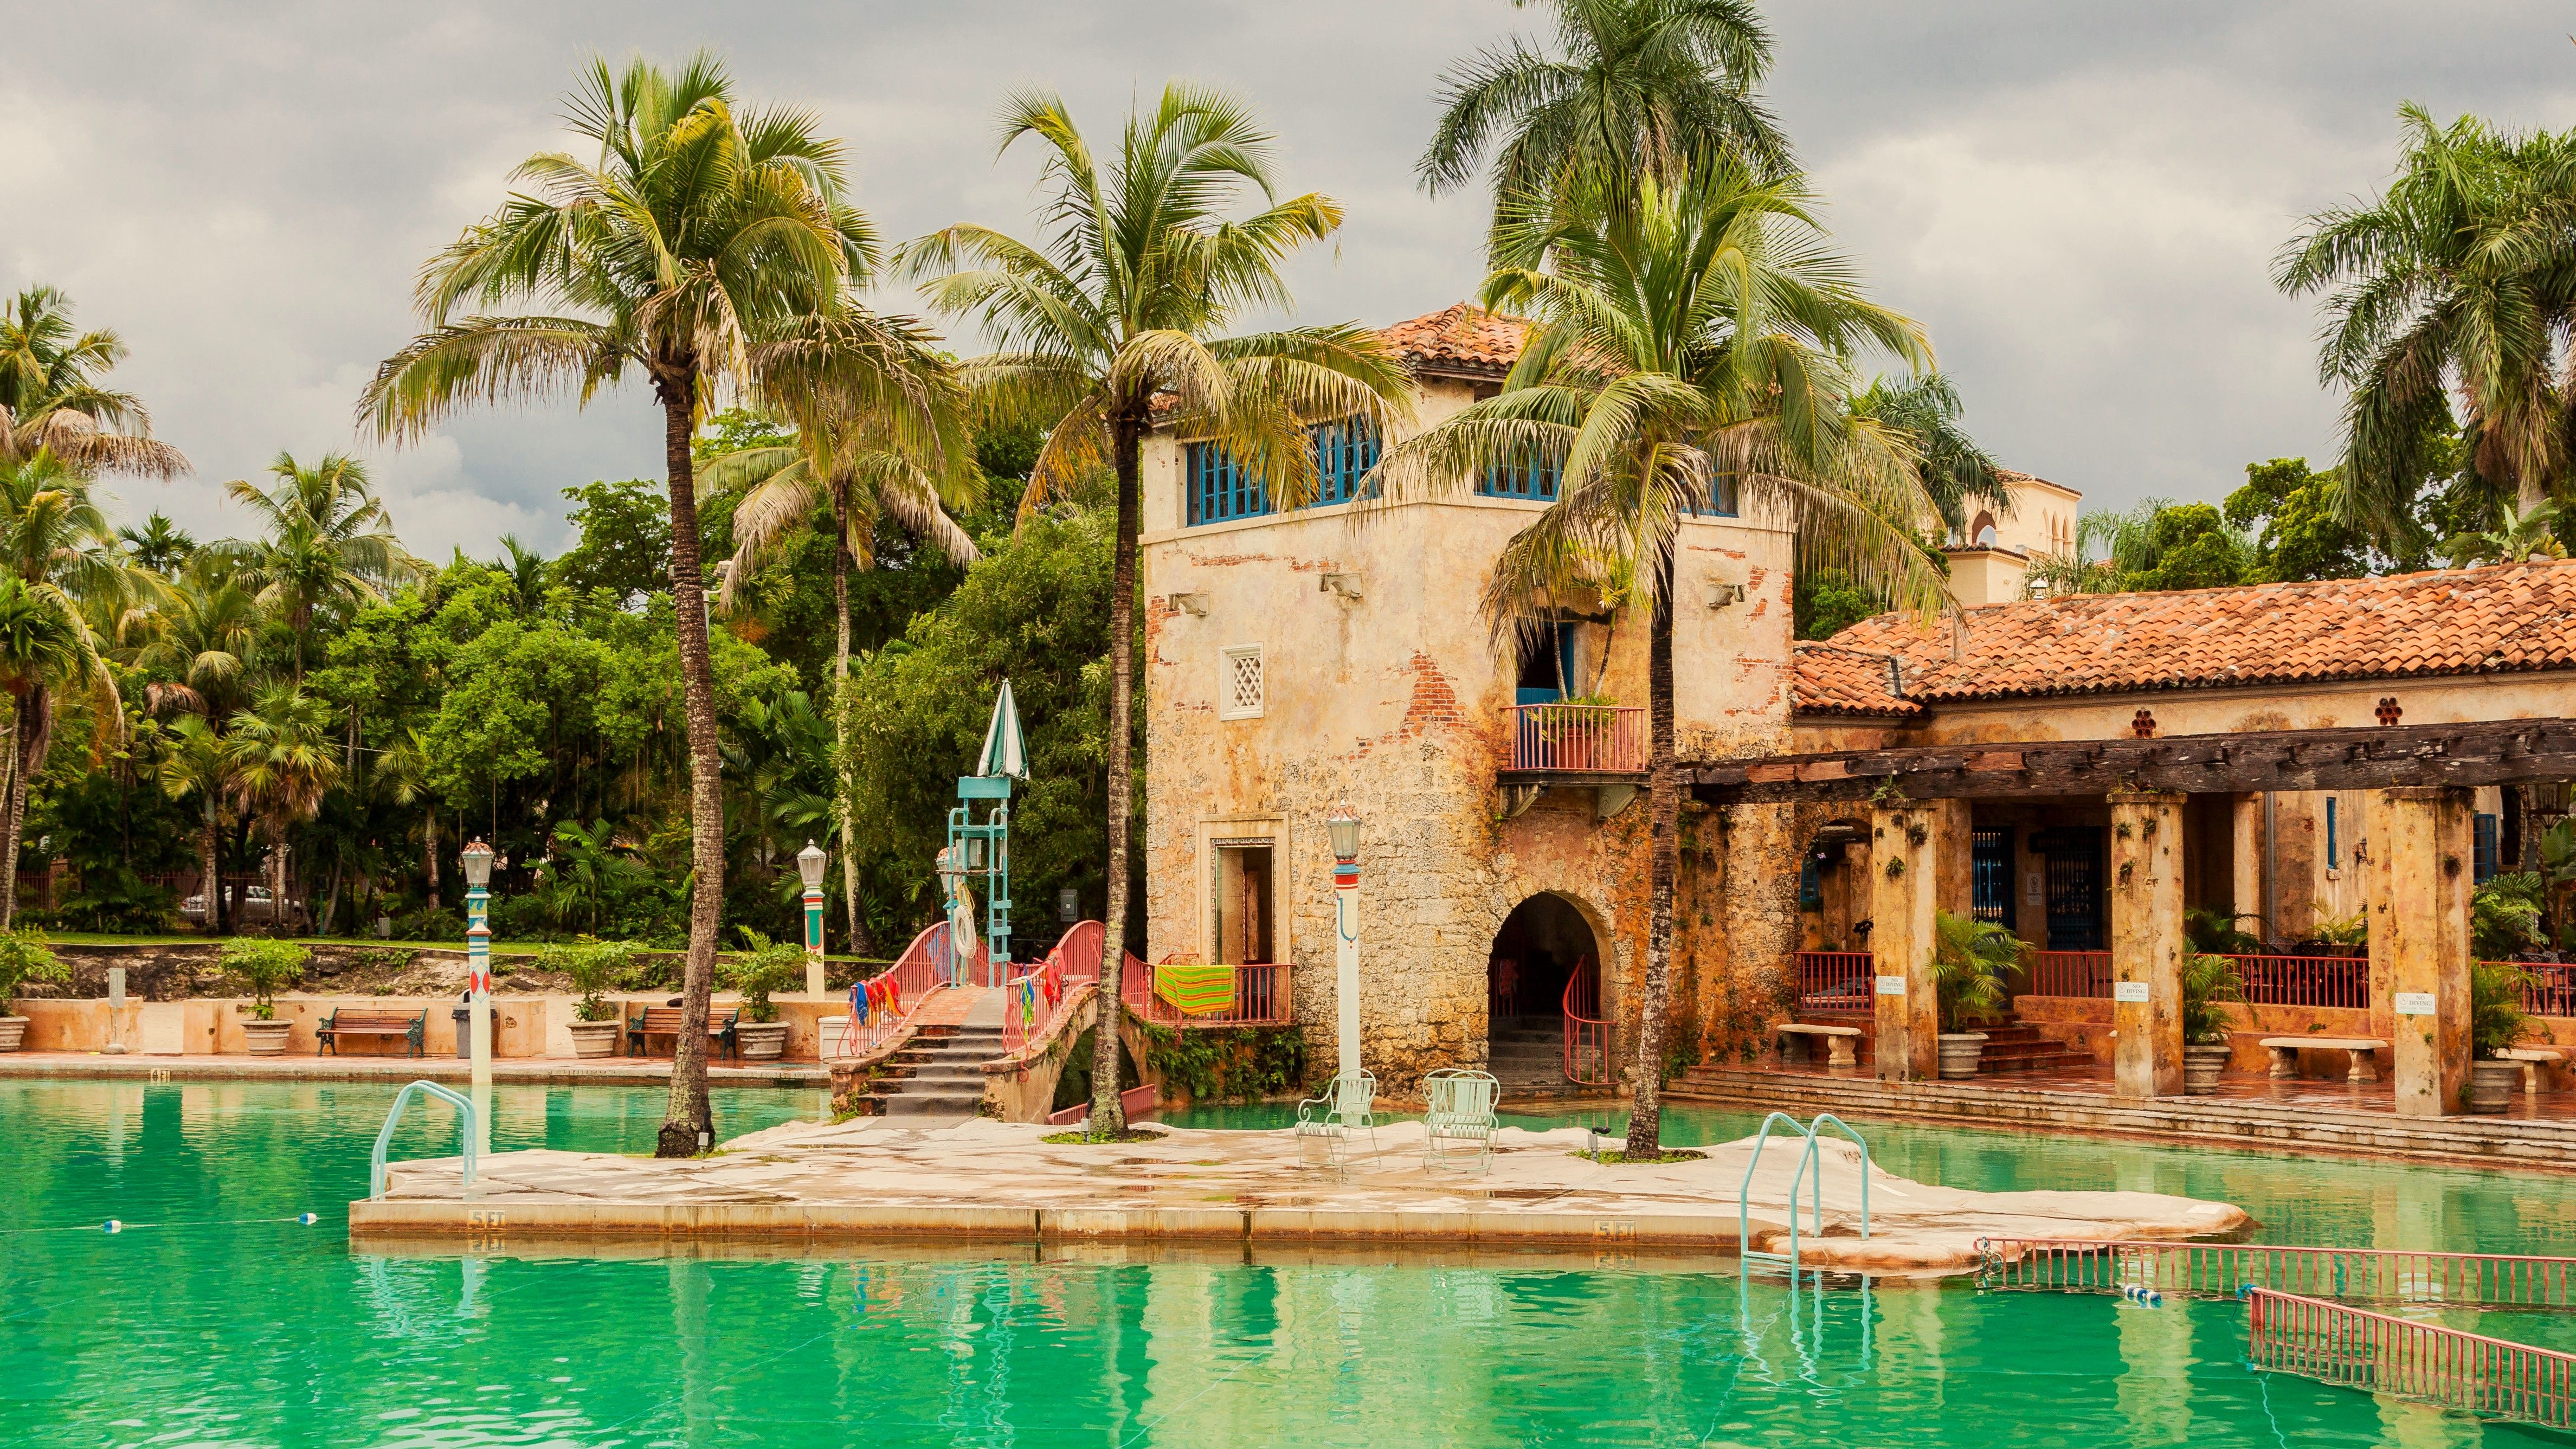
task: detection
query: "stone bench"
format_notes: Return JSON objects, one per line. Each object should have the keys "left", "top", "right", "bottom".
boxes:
{"left": 2493, "top": 1046, "right": 2566, "bottom": 1094}
{"left": 2259, "top": 1036, "right": 2387, "bottom": 1083}
{"left": 1776, "top": 1022, "right": 1863, "bottom": 1068}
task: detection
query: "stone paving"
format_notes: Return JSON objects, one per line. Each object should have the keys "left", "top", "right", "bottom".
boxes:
{"left": 0, "top": 1050, "right": 827, "bottom": 1086}
{"left": 352, "top": 1116, "right": 2249, "bottom": 1273}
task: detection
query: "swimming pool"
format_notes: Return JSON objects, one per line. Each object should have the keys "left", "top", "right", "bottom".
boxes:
{"left": 4, "top": 1078, "right": 2566, "bottom": 1446}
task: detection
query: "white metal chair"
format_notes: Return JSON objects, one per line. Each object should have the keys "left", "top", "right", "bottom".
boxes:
{"left": 1421, "top": 1068, "right": 1501, "bottom": 1172}
{"left": 1295, "top": 1071, "right": 1380, "bottom": 1170}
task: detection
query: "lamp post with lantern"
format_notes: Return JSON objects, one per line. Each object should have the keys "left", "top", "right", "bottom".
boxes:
{"left": 1326, "top": 804, "right": 1363, "bottom": 1115}
{"left": 460, "top": 838, "right": 495, "bottom": 1155}
{"left": 797, "top": 840, "right": 828, "bottom": 996}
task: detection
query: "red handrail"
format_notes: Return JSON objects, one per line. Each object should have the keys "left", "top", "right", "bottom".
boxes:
{"left": 834, "top": 920, "right": 969, "bottom": 1057}
{"left": 1122, "top": 959, "right": 1293, "bottom": 1028}
{"left": 1000, "top": 920, "right": 1106, "bottom": 1057}
{"left": 1563, "top": 956, "right": 1609, "bottom": 1085}
{"left": 1793, "top": 951, "right": 1875, "bottom": 1016}
{"left": 1508, "top": 704, "right": 1647, "bottom": 772}
{"left": 2246, "top": 1286, "right": 2575, "bottom": 1430}
{"left": 2497, "top": 960, "right": 2576, "bottom": 1018}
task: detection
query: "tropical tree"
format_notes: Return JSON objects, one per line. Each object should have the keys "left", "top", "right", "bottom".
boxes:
{"left": 492, "top": 536, "right": 551, "bottom": 617}
{"left": 2441, "top": 499, "right": 2568, "bottom": 567}
{"left": 537, "top": 817, "right": 647, "bottom": 931}
{"left": 903, "top": 84, "right": 1415, "bottom": 1136}
{"left": 134, "top": 558, "right": 261, "bottom": 721}
{"left": 707, "top": 391, "right": 979, "bottom": 955}
{"left": 156, "top": 713, "right": 235, "bottom": 935}
{"left": 2276, "top": 106, "right": 2576, "bottom": 536}
{"left": 214, "top": 451, "right": 413, "bottom": 677}
{"left": 1374, "top": 161, "right": 1946, "bottom": 1157}
{"left": 359, "top": 52, "right": 931, "bottom": 1157}
{"left": 1418, "top": 0, "right": 1790, "bottom": 249}
{"left": 0, "top": 450, "right": 138, "bottom": 927}
{"left": 0, "top": 286, "right": 189, "bottom": 479}
{"left": 118, "top": 513, "right": 197, "bottom": 575}
{"left": 1847, "top": 374, "right": 2006, "bottom": 538}
{"left": 222, "top": 684, "right": 342, "bottom": 930}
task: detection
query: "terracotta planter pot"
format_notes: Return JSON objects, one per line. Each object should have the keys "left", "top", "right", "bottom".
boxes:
{"left": 568, "top": 1020, "right": 622, "bottom": 1059}
{"left": 242, "top": 1019, "right": 293, "bottom": 1057}
{"left": 736, "top": 1021, "right": 789, "bottom": 1061}
{"left": 0, "top": 1015, "right": 26, "bottom": 1052}
{"left": 2183, "top": 1044, "right": 2231, "bottom": 1097}
{"left": 1936, "top": 1032, "right": 1987, "bottom": 1080}
{"left": 2468, "top": 1058, "right": 2520, "bottom": 1115}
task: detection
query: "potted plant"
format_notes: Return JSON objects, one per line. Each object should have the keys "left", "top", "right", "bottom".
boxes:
{"left": 223, "top": 937, "right": 310, "bottom": 1055}
{"left": 545, "top": 937, "right": 636, "bottom": 1058}
{"left": 2179, "top": 952, "right": 2244, "bottom": 1096}
{"left": 1931, "top": 909, "right": 2023, "bottom": 1079}
{"left": 2307, "top": 905, "right": 2369, "bottom": 958}
{"left": 723, "top": 931, "right": 805, "bottom": 1060}
{"left": 0, "top": 928, "right": 68, "bottom": 1051}
{"left": 2467, "top": 959, "right": 2539, "bottom": 1115}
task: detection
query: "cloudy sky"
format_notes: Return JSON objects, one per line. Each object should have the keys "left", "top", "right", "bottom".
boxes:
{"left": 7, "top": 2, "right": 2573, "bottom": 559}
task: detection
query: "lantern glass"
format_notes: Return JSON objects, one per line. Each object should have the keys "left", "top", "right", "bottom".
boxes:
{"left": 1326, "top": 806, "right": 1361, "bottom": 862}
{"left": 797, "top": 840, "right": 828, "bottom": 889}
{"left": 460, "top": 839, "right": 495, "bottom": 889}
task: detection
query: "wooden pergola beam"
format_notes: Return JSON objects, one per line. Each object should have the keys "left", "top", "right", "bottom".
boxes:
{"left": 1690, "top": 717, "right": 2576, "bottom": 805}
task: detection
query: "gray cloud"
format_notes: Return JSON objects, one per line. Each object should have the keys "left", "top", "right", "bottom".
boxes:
{"left": 6, "top": 2, "right": 2572, "bottom": 557}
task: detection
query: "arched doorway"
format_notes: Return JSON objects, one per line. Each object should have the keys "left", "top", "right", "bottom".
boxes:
{"left": 1486, "top": 893, "right": 1605, "bottom": 1093}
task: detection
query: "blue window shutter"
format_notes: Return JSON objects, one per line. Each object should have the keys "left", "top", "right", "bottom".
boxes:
{"left": 2326, "top": 797, "right": 2339, "bottom": 870}
{"left": 2474, "top": 813, "right": 2500, "bottom": 883}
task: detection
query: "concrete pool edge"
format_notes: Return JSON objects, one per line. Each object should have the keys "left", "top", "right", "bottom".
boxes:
{"left": 1670, "top": 1068, "right": 2576, "bottom": 1170}
{"left": 0, "top": 1053, "right": 828, "bottom": 1087}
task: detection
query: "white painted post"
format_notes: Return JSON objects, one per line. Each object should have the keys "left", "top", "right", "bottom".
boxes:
{"left": 1328, "top": 805, "right": 1363, "bottom": 1124}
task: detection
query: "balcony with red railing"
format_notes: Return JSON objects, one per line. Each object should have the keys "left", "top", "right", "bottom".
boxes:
{"left": 1122, "top": 960, "right": 1295, "bottom": 1029}
{"left": 1793, "top": 951, "right": 1876, "bottom": 1016}
{"left": 1504, "top": 703, "right": 1648, "bottom": 775}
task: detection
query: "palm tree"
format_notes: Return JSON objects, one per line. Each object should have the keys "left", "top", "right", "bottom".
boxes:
{"left": 2276, "top": 106, "right": 2576, "bottom": 534}
{"left": 1847, "top": 374, "right": 2007, "bottom": 539}
{"left": 1375, "top": 162, "right": 1947, "bottom": 1156}
{"left": 360, "top": 53, "right": 928, "bottom": 1158}
{"left": 222, "top": 684, "right": 342, "bottom": 931}
{"left": 118, "top": 513, "right": 197, "bottom": 575}
{"left": 707, "top": 395, "right": 979, "bottom": 956}
{"left": 538, "top": 817, "right": 646, "bottom": 931}
{"left": 903, "top": 85, "right": 1415, "bottom": 1137}
{"left": 156, "top": 713, "right": 234, "bottom": 935}
{"left": 0, "top": 450, "right": 139, "bottom": 927}
{"left": 493, "top": 535, "right": 550, "bottom": 617}
{"left": 215, "top": 451, "right": 413, "bottom": 677}
{"left": 1418, "top": 0, "right": 1790, "bottom": 247}
{"left": 2441, "top": 499, "right": 2568, "bottom": 566}
{"left": 0, "top": 576, "right": 108, "bottom": 929}
{"left": 134, "top": 557, "right": 261, "bottom": 721}
{"left": 0, "top": 286, "right": 190, "bottom": 479}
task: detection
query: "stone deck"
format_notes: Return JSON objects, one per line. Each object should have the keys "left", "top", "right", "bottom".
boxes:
{"left": 347, "top": 1117, "right": 2248, "bottom": 1274}
{"left": 1670, "top": 1064, "right": 2576, "bottom": 1169}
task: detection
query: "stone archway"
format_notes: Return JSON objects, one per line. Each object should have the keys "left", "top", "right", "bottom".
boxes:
{"left": 1485, "top": 891, "right": 1612, "bottom": 1096}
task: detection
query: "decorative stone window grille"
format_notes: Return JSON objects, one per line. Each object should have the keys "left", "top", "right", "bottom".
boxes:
{"left": 1220, "top": 645, "right": 1264, "bottom": 719}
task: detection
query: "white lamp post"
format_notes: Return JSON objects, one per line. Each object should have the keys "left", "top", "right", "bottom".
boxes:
{"left": 797, "top": 840, "right": 829, "bottom": 996}
{"left": 1326, "top": 804, "right": 1363, "bottom": 1119}
{"left": 460, "top": 839, "right": 495, "bottom": 1091}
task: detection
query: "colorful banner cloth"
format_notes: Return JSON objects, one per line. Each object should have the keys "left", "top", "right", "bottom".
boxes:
{"left": 1153, "top": 963, "right": 1237, "bottom": 1017}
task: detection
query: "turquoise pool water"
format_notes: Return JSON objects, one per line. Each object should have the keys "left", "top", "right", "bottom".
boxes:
{"left": 3, "top": 1079, "right": 2568, "bottom": 1446}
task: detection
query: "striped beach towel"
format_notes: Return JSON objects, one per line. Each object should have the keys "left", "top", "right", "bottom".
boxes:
{"left": 1153, "top": 963, "right": 1237, "bottom": 1017}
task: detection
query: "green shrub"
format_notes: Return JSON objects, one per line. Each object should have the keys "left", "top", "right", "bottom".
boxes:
{"left": 2470, "top": 959, "right": 2540, "bottom": 1060}
{"left": 2179, "top": 952, "right": 2245, "bottom": 1046}
{"left": 2472, "top": 873, "right": 2546, "bottom": 962}
{"left": 721, "top": 930, "right": 806, "bottom": 1025}
{"left": 221, "top": 937, "right": 311, "bottom": 1020}
{"left": 540, "top": 937, "right": 641, "bottom": 1023}
{"left": 0, "top": 928, "right": 68, "bottom": 1006}
{"left": 1931, "top": 909, "right": 2025, "bottom": 1034}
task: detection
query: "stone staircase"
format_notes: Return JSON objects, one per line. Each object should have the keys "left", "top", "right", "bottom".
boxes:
{"left": 1488, "top": 1016, "right": 1613, "bottom": 1103}
{"left": 1778, "top": 1015, "right": 2089, "bottom": 1076}
{"left": 867, "top": 1023, "right": 1005, "bottom": 1117}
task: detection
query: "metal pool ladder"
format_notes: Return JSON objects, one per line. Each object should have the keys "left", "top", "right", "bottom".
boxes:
{"left": 1737, "top": 1111, "right": 1871, "bottom": 1279}
{"left": 370, "top": 1079, "right": 478, "bottom": 1201}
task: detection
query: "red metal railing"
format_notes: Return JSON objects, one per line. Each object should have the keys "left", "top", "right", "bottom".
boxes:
{"left": 1508, "top": 703, "right": 1647, "bottom": 772}
{"left": 833, "top": 921, "right": 968, "bottom": 1057}
{"left": 1000, "top": 920, "right": 1106, "bottom": 1057}
{"left": 2022, "top": 950, "right": 2111, "bottom": 999}
{"left": 1978, "top": 1238, "right": 2576, "bottom": 1310}
{"left": 1121, "top": 961, "right": 1293, "bottom": 1028}
{"left": 1564, "top": 959, "right": 1610, "bottom": 1085}
{"left": 2246, "top": 1286, "right": 2575, "bottom": 1431}
{"left": 2225, "top": 953, "right": 2369, "bottom": 1010}
{"left": 1793, "top": 951, "right": 1875, "bottom": 1016}
{"left": 2501, "top": 961, "right": 2576, "bottom": 1019}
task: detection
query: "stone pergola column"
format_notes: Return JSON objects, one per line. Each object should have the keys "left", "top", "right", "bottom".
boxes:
{"left": 1870, "top": 800, "right": 1940, "bottom": 1082}
{"left": 2377, "top": 786, "right": 2472, "bottom": 1118}
{"left": 2108, "top": 790, "right": 2186, "bottom": 1100}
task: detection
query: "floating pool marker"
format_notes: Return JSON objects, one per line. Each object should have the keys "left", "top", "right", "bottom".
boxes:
{"left": 298, "top": 1213, "right": 318, "bottom": 1226}
{"left": 101, "top": 1220, "right": 121, "bottom": 1234}
{"left": 2121, "top": 1283, "right": 2164, "bottom": 1307}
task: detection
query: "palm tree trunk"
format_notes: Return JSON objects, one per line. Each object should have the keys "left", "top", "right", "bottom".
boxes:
{"left": 202, "top": 812, "right": 222, "bottom": 938}
{"left": 0, "top": 688, "right": 47, "bottom": 934}
{"left": 423, "top": 809, "right": 441, "bottom": 913}
{"left": 830, "top": 484, "right": 871, "bottom": 957}
{"left": 656, "top": 378, "right": 725, "bottom": 1159}
{"left": 271, "top": 832, "right": 288, "bottom": 935}
{"left": 1088, "top": 415, "right": 1143, "bottom": 1138}
{"left": 1624, "top": 544, "right": 1679, "bottom": 1160}
{"left": 0, "top": 693, "right": 20, "bottom": 933}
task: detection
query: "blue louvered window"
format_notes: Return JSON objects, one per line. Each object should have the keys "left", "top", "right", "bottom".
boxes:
{"left": 2475, "top": 812, "right": 2500, "bottom": 883}
{"left": 1186, "top": 418, "right": 1382, "bottom": 525}
{"left": 1478, "top": 446, "right": 1560, "bottom": 501}
{"left": 2326, "top": 797, "right": 2339, "bottom": 871}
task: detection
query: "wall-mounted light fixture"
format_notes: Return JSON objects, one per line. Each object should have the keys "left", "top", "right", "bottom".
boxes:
{"left": 1703, "top": 576, "right": 1747, "bottom": 608}
{"left": 1169, "top": 591, "right": 1210, "bottom": 617}
{"left": 1320, "top": 572, "right": 1364, "bottom": 601}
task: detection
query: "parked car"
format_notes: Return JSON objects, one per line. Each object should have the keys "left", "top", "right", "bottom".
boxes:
{"left": 181, "top": 886, "right": 301, "bottom": 926}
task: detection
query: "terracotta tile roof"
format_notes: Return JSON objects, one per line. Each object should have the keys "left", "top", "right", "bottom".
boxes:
{"left": 1379, "top": 304, "right": 1530, "bottom": 377}
{"left": 1792, "top": 643, "right": 1924, "bottom": 717}
{"left": 1795, "top": 561, "right": 2576, "bottom": 710}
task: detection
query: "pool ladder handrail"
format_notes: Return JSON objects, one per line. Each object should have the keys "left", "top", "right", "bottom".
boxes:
{"left": 370, "top": 1079, "right": 478, "bottom": 1201}
{"left": 1738, "top": 1111, "right": 1871, "bottom": 1278}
